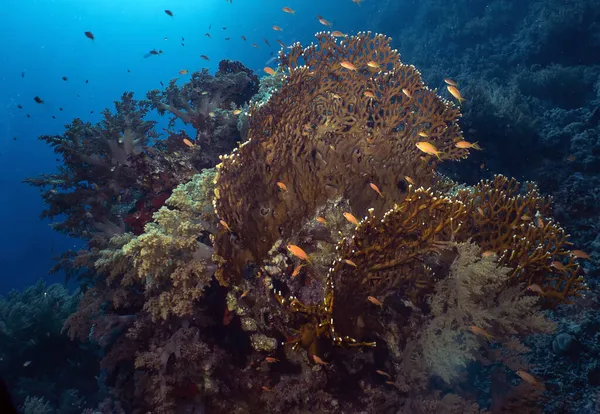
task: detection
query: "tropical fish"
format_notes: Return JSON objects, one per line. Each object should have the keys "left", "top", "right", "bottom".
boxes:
{"left": 376, "top": 370, "right": 391, "bottom": 378}
{"left": 571, "top": 249, "right": 591, "bottom": 259}
{"left": 367, "top": 296, "right": 383, "bottom": 307}
{"left": 470, "top": 325, "right": 494, "bottom": 342}
{"left": 418, "top": 131, "right": 429, "bottom": 138}
{"left": 444, "top": 78, "right": 458, "bottom": 86}
{"left": 178, "top": 69, "right": 188, "bottom": 75}
{"left": 312, "top": 355, "right": 328, "bottom": 365}
{"left": 316, "top": 216, "right": 327, "bottom": 225}
{"left": 343, "top": 212, "right": 359, "bottom": 226}
{"left": 402, "top": 88, "right": 412, "bottom": 98}
{"left": 84, "top": 31, "right": 94, "bottom": 40}
{"left": 264, "top": 67, "right": 276, "bottom": 76}
{"left": 200, "top": 55, "right": 210, "bottom": 60}
{"left": 415, "top": 141, "right": 443, "bottom": 160}
{"left": 292, "top": 264, "right": 304, "bottom": 278}
{"left": 331, "top": 31, "right": 346, "bottom": 37}
{"left": 340, "top": 60, "right": 357, "bottom": 71}
{"left": 62, "top": 76, "right": 68, "bottom": 81}
{"left": 276, "top": 39, "right": 286, "bottom": 48}
{"left": 265, "top": 357, "right": 279, "bottom": 363}
{"left": 516, "top": 370, "right": 545, "bottom": 390}
{"left": 447, "top": 85, "right": 466, "bottom": 104}
{"left": 33, "top": 96, "right": 44, "bottom": 104}
{"left": 282, "top": 7, "right": 295, "bottom": 14}
{"left": 344, "top": 259, "right": 358, "bottom": 267}
{"left": 317, "top": 15, "right": 332, "bottom": 27}
{"left": 273, "top": 25, "right": 283, "bottom": 31}
{"left": 276, "top": 181, "right": 287, "bottom": 191}
{"left": 287, "top": 244, "right": 310, "bottom": 262}
{"left": 404, "top": 176, "right": 415, "bottom": 185}
{"left": 455, "top": 140, "right": 481, "bottom": 150}
{"left": 364, "top": 91, "right": 376, "bottom": 99}
{"left": 369, "top": 183, "right": 383, "bottom": 197}
{"left": 183, "top": 138, "right": 195, "bottom": 147}
{"left": 232, "top": 109, "right": 242, "bottom": 115}
{"left": 219, "top": 220, "right": 232, "bottom": 232}
{"left": 164, "top": 10, "right": 173, "bottom": 17}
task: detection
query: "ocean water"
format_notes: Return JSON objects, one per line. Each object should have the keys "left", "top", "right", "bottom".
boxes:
{"left": 0, "top": 0, "right": 599, "bottom": 412}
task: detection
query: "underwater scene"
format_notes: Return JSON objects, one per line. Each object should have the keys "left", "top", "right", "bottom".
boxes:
{"left": 1, "top": 0, "right": 600, "bottom": 412}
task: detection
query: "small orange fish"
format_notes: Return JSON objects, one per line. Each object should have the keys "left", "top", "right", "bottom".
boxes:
{"left": 415, "top": 141, "right": 443, "bottom": 160}
{"left": 240, "top": 290, "right": 249, "bottom": 298}
{"left": 364, "top": 91, "right": 376, "bottom": 99}
{"left": 516, "top": 370, "right": 545, "bottom": 390}
{"left": 277, "top": 181, "right": 287, "bottom": 191}
{"left": 262, "top": 386, "right": 273, "bottom": 392}
{"left": 232, "top": 109, "right": 242, "bottom": 115}
{"left": 287, "top": 244, "right": 310, "bottom": 262}
{"left": 404, "top": 176, "right": 415, "bottom": 185}
{"left": 376, "top": 370, "right": 391, "bottom": 378}
{"left": 447, "top": 85, "right": 466, "bottom": 104}
{"left": 264, "top": 67, "right": 276, "bottom": 76}
{"left": 402, "top": 88, "right": 412, "bottom": 99}
{"left": 566, "top": 154, "right": 576, "bottom": 162}
{"left": 312, "top": 355, "right": 328, "bottom": 365}
{"left": 571, "top": 249, "right": 591, "bottom": 259}
{"left": 317, "top": 15, "right": 332, "bottom": 27}
{"left": 455, "top": 140, "right": 482, "bottom": 150}
{"left": 178, "top": 69, "right": 188, "bottom": 75}
{"left": 536, "top": 216, "right": 544, "bottom": 228}
{"left": 273, "top": 25, "right": 283, "bottom": 31}
{"left": 219, "top": 219, "right": 232, "bottom": 232}
{"left": 200, "top": 55, "right": 210, "bottom": 60}
{"left": 331, "top": 31, "right": 346, "bottom": 37}
{"left": 366, "top": 61, "right": 380, "bottom": 70}
{"left": 551, "top": 261, "right": 566, "bottom": 271}
{"left": 343, "top": 212, "right": 359, "bottom": 226}
{"left": 282, "top": 7, "right": 295, "bottom": 14}
{"left": 265, "top": 357, "right": 279, "bottom": 363}
{"left": 470, "top": 325, "right": 494, "bottom": 341}
{"left": 444, "top": 78, "right": 458, "bottom": 87}
{"left": 418, "top": 131, "right": 429, "bottom": 138}
{"left": 183, "top": 138, "right": 195, "bottom": 147}
{"left": 292, "top": 264, "right": 304, "bottom": 277}
{"left": 369, "top": 182, "right": 383, "bottom": 197}
{"left": 344, "top": 259, "right": 357, "bottom": 267}
{"left": 316, "top": 216, "right": 327, "bottom": 225}
{"left": 340, "top": 60, "right": 357, "bottom": 71}
{"left": 367, "top": 296, "right": 383, "bottom": 307}
{"left": 526, "top": 284, "right": 545, "bottom": 295}
{"left": 481, "top": 250, "right": 495, "bottom": 257}
{"left": 521, "top": 214, "right": 531, "bottom": 221}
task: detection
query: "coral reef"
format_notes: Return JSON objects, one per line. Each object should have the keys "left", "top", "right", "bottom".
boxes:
{"left": 30, "top": 30, "right": 592, "bottom": 413}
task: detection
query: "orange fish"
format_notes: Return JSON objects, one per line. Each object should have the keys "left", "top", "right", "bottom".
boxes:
{"left": 481, "top": 250, "right": 495, "bottom": 257}
{"left": 404, "top": 176, "right": 415, "bottom": 185}
{"left": 277, "top": 181, "right": 287, "bottom": 191}
{"left": 219, "top": 219, "right": 232, "bottom": 232}
{"left": 264, "top": 67, "right": 276, "bottom": 76}
{"left": 402, "top": 88, "right": 412, "bottom": 99}
{"left": 312, "top": 355, "right": 328, "bottom": 365}
{"left": 292, "top": 264, "right": 305, "bottom": 277}
{"left": 261, "top": 386, "right": 273, "bottom": 392}
{"left": 364, "top": 91, "right": 376, "bottom": 99}
{"left": 273, "top": 25, "right": 283, "bottom": 31}
{"left": 265, "top": 357, "right": 279, "bottom": 363}
{"left": 447, "top": 85, "right": 466, "bottom": 104}
{"left": 526, "top": 284, "right": 545, "bottom": 295}
{"left": 444, "top": 78, "right": 458, "bottom": 87}
{"left": 516, "top": 370, "right": 545, "bottom": 391}
{"left": 344, "top": 259, "right": 358, "bottom": 267}
{"left": 282, "top": 7, "right": 295, "bottom": 14}
{"left": 178, "top": 69, "right": 189, "bottom": 75}
{"left": 316, "top": 216, "right": 327, "bottom": 225}
{"left": 240, "top": 290, "right": 249, "bottom": 298}
{"left": 183, "top": 138, "right": 195, "bottom": 147}
{"left": 369, "top": 182, "right": 383, "bottom": 197}
{"left": 317, "top": 15, "right": 332, "bottom": 27}
{"left": 200, "top": 55, "right": 210, "bottom": 61}
{"left": 571, "top": 249, "right": 591, "bottom": 259}
{"left": 470, "top": 325, "right": 493, "bottom": 342}
{"left": 455, "top": 140, "right": 482, "bottom": 150}
{"left": 551, "top": 261, "right": 566, "bottom": 271}
{"left": 367, "top": 61, "right": 380, "bottom": 70}
{"left": 331, "top": 31, "right": 345, "bottom": 37}
{"left": 343, "top": 212, "right": 359, "bottom": 226}
{"left": 567, "top": 154, "right": 576, "bottom": 162}
{"left": 367, "top": 296, "right": 383, "bottom": 307}
{"left": 521, "top": 214, "right": 531, "bottom": 221}
{"left": 415, "top": 141, "right": 443, "bottom": 160}
{"left": 376, "top": 370, "right": 391, "bottom": 378}
{"left": 536, "top": 216, "right": 544, "bottom": 228}
{"left": 232, "top": 109, "right": 242, "bottom": 115}
{"left": 287, "top": 244, "right": 310, "bottom": 262}
{"left": 418, "top": 131, "right": 429, "bottom": 138}
{"left": 477, "top": 207, "right": 485, "bottom": 216}
{"left": 340, "top": 60, "right": 357, "bottom": 71}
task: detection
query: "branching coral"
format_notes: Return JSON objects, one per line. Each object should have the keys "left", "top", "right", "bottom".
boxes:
{"left": 213, "top": 31, "right": 470, "bottom": 286}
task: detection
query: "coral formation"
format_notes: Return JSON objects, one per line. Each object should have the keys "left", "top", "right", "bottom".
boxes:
{"left": 30, "top": 31, "right": 591, "bottom": 413}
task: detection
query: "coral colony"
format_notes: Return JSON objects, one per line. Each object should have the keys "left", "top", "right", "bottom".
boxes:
{"left": 26, "top": 32, "right": 588, "bottom": 413}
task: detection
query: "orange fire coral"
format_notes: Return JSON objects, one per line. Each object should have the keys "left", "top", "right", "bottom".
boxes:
{"left": 212, "top": 31, "right": 470, "bottom": 286}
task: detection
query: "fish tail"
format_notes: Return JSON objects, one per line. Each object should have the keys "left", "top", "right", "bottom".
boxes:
{"left": 472, "top": 141, "right": 482, "bottom": 151}
{"left": 435, "top": 152, "right": 444, "bottom": 161}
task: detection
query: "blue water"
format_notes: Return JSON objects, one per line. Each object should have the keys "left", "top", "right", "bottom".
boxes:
{"left": 0, "top": 0, "right": 370, "bottom": 292}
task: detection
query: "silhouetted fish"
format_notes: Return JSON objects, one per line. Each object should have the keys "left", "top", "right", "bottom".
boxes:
{"left": 84, "top": 31, "right": 94, "bottom": 40}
